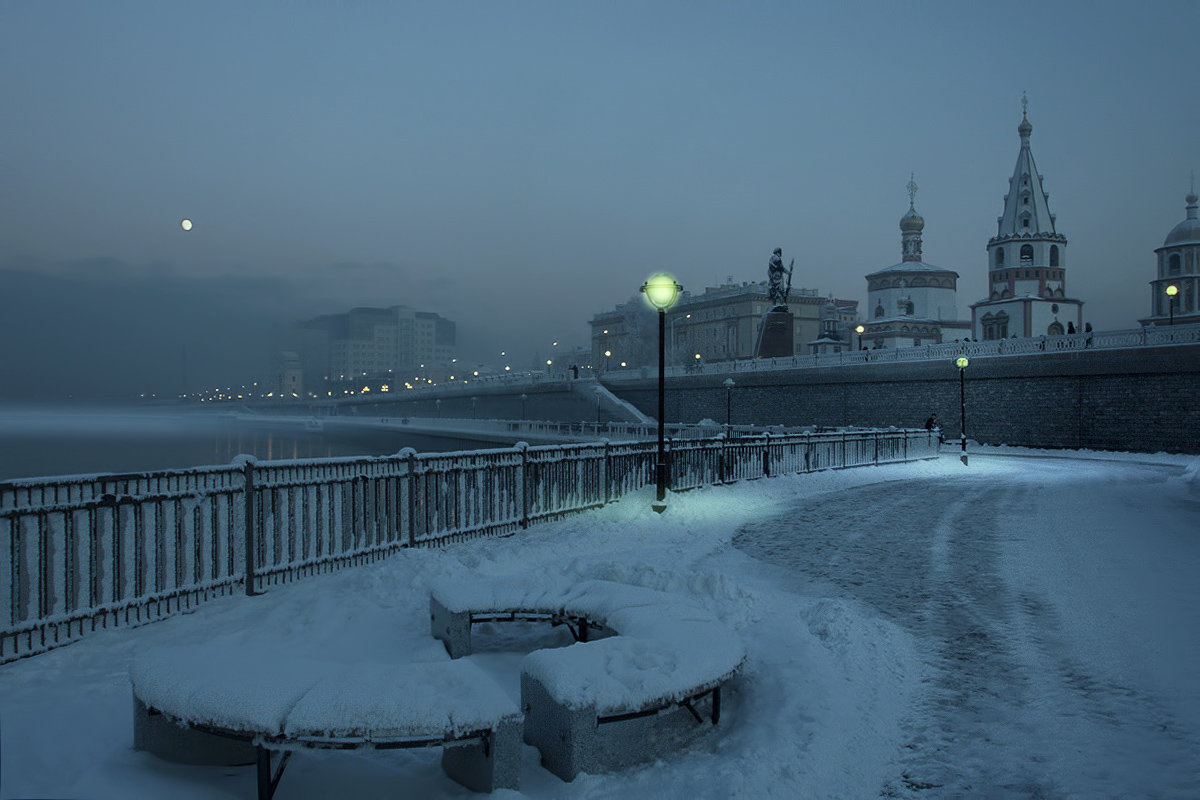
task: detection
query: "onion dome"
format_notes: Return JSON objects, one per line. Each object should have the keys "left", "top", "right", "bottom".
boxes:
{"left": 1163, "top": 190, "right": 1200, "bottom": 247}
{"left": 900, "top": 205, "right": 925, "bottom": 233}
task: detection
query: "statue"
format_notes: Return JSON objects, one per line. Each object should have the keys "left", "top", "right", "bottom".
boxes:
{"left": 767, "top": 248, "right": 794, "bottom": 309}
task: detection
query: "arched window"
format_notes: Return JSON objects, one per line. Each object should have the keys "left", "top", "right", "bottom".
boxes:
{"left": 1050, "top": 245, "right": 1059, "bottom": 267}
{"left": 875, "top": 304, "right": 885, "bottom": 319}
{"left": 1169, "top": 253, "right": 1181, "bottom": 275}
{"left": 1047, "top": 321, "right": 1064, "bottom": 336}
{"left": 995, "top": 248, "right": 1005, "bottom": 268}
{"left": 1020, "top": 244, "right": 1034, "bottom": 265}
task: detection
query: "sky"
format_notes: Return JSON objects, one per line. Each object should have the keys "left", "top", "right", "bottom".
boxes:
{"left": 2, "top": 1, "right": 1197, "bottom": 399}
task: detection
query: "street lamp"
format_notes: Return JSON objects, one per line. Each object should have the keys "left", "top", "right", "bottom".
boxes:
{"left": 723, "top": 378, "right": 735, "bottom": 436}
{"left": 520, "top": 393, "right": 527, "bottom": 421}
{"left": 641, "top": 272, "right": 683, "bottom": 512}
{"left": 855, "top": 324, "right": 865, "bottom": 351}
{"left": 1166, "top": 284, "right": 1179, "bottom": 326}
{"left": 955, "top": 356, "right": 969, "bottom": 466}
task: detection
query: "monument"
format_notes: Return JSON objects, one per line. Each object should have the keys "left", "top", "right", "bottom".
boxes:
{"left": 755, "top": 248, "right": 794, "bottom": 357}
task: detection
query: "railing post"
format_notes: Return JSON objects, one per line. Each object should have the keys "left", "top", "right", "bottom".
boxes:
{"left": 718, "top": 434, "right": 727, "bottom": 484}
{"left": 240, "top": 457, "right": 260, "bottom": 597}
{"left": 602, "top": 441, "right": 611, "bottom": 505}
{"left": 401, "top": 448, "right": 417, "bottom": 547}
{"left": 517, "top": 442, "right": 530, "bottom": 529}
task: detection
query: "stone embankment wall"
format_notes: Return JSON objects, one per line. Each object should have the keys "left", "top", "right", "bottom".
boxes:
{"left": 609, "top": 345, "right": 1200, "bottom": 454}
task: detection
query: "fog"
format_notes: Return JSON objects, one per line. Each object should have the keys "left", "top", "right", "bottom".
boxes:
{"left": 2, "top": 2, "right": 1196, "bottom": 400}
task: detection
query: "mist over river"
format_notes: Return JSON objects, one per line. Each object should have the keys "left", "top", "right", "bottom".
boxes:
{"left": 0, "top": 406, "right": 479, "bottom": 482}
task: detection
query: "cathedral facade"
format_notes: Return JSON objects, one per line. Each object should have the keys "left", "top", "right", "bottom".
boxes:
{"left": 971, "top": 103, "right": 1084, "bottom": 339}
{"left": 861, "top": 178, "right": 969, "bottom": 348}
{"left": 1141, "top": 188, "right": 1200, "bottom": 327}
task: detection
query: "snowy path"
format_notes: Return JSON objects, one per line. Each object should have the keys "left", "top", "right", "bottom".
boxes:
{"left": 1, "top": 452, "right": 1196, "bottom": 799}
{"left": 734, "top": 458, "right": 1200, "bottom": 798}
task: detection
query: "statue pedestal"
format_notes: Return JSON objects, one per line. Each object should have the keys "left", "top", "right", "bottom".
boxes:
{"left": 755, "top": 307, "right": 794, "bottom": 358}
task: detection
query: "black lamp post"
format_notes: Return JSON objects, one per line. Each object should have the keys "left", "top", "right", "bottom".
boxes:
{"left": 723, "top": 378, "right": 735, "bottom": 436}
{"left": 955, "top": 356, "right": 969, "bottom": 466}
{"left": 1166, "top": 284, "right": 1179, "bottom": 326}
{"left": 641, "top": 273, "right": 683, "bottom": 512}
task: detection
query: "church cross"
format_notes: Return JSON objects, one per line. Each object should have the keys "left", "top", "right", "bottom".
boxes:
{"left": 907, "top": 173, "right": 918, "bottom": 208}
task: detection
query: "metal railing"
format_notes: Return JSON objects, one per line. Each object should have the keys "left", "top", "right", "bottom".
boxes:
{"left": 1, "top": 429, "right": 939, "bottom": 663}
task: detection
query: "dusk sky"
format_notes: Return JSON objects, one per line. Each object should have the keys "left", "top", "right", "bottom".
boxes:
{"left": 2, "top": 1, "right": 1197, "bottom": 398}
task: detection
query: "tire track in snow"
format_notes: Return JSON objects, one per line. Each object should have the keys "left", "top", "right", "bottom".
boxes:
{"left": 735, "top": 469, "right": 1200, "bottom": 799}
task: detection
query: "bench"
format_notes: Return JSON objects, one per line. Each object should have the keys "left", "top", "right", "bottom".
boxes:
{"left": 430, "top": 578, "right": 746, "bottom": 781}
{"left": 130, "top": 645, "right": 522, "bottom": 798}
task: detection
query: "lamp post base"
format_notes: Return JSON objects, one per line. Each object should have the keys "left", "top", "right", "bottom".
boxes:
{"left": 652, "top": 501, "right": 668, "bottom": 514}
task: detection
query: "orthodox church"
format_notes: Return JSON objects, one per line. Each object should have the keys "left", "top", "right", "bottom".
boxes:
{"left": 1141, "top": 185, "right": 1200, "bottom": 327}
{"left": 861, "top": 177, "right": 970, "bottom": 348}
{"left": 971, "top": 100, "right": 1083, "bottom": 339}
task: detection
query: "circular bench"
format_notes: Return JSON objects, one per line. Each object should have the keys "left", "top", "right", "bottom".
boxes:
{"left": 130, "top": 643, "right": 522, "bottom": 797}
{"left": 430, "top": 578, "right": 746, "bottom": 781}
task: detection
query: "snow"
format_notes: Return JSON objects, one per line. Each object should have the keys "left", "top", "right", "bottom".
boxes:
{"left": 1, "top": 450, "right": 1198, "bottom": 798}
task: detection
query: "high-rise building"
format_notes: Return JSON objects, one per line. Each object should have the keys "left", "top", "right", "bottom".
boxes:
{"left": 1141, "top": 186, "right": 1200, "bottom": 326}
{"left": 299, "top": 305, "right": 456, "bottom": 390}
{"left": 972, "top": 99, "right": 1083, "bottom": 339}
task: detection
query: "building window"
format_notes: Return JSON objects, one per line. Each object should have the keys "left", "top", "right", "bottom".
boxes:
{"left": 1050, "top": 245, "right": 1059, "bottom": 267}
{"left": 981, "top": 312, "right": 1009, "bottom": 340}
{"left": 995, "top": 248, "right": 1005, "bottom": 267}
{"left": 1169, "top": 253, "right": 1181, "bottom": 275}
{"left": 1048, "top": 321, "right": 1064, "bottom": 335}
{"left": 875, "top": 304, "right": 885, "bottom": 319}
{"left": 1020, "top": 244, "right": 1034, "bottom": 265}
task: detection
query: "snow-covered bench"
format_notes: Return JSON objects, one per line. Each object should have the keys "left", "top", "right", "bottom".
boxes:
{"left": 130, "top": 644, "right": 522, "bottom": 798}
{"left": 430, "top": 579, "right": 746, "bottom": 781}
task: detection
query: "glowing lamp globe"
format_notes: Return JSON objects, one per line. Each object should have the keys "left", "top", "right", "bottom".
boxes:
{"left": 180, "top": 218, "right": 193, "bottom": 231}
{"left": 641, "top": 273, "right": 682, "bottom": 310}
{"left": 955, "top": 357, "right": 969, "bottom": 369}
{"left": 1165, "top": 284, "right": 1179, "bottom": 297}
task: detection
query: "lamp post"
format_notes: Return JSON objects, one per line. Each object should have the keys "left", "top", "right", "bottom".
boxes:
{"left": 955, "top": 356, "right": 969, "bottom": 466}
{"left": 723, "top": 378, "right": 735, "bottom": 436}
{"left": 1166, "top": 284, "right": 1179, "bottom": 326}
{"left": 641, "top": 272, "right": 683, "bottom": 512}
{"left": 855, "top": 324, "right": 865, "bottom": 351}
{"left": 520, "top": 393, "right": 528, "bottom": 421}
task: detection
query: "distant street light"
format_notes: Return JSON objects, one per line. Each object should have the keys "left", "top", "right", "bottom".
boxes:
{"left": 955, "top": 356, "right": 969, "bottom": 466}
{"left": 641, "top": 272, "right": 683, "bottom": 512}
{"left": 855, "top": 324, "right": 865, "bottom": 351}
{"left": 1166, "top": 284, "right": 1179, "bottom": 326}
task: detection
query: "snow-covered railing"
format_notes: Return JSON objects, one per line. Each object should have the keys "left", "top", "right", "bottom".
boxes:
{"left": 0, "top": 429, "right": 938, "bottom": 663}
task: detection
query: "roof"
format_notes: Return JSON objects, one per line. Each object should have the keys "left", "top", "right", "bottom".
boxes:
{"left": 865, "top": 260, "right": 959, "bottom": 278}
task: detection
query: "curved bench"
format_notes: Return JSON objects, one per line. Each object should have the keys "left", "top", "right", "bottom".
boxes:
{"left": 130, "top": 644, "right": 522, "bottom": 797}
{"left": 430, "top": 579, "right": 746, "bottom": 781}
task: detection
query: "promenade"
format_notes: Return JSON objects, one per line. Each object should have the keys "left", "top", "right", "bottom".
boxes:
{"left": 1, "top": 448, "right": 1196, "bottom": 799}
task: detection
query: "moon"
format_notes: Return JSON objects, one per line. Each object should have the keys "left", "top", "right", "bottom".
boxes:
{"left": 181, "top": 219, "right": 193, "bottom": 231}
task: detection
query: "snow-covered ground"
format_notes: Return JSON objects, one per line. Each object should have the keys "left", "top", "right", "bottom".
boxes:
{"left": 1, "top": 449, "right": 1197, "bottom": 799}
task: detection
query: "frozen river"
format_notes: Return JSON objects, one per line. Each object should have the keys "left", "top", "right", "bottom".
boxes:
{"left": 734, "top": 458, "right": 1200, "bottom": 797}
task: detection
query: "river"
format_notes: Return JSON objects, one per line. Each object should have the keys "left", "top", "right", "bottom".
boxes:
{"left": 0, "top": 406, "right": 478, "bottom": 482}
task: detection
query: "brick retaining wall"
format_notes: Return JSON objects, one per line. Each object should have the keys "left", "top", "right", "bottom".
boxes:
{"left": 608, "top": 345, "right": 1200, "bottom": 454}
